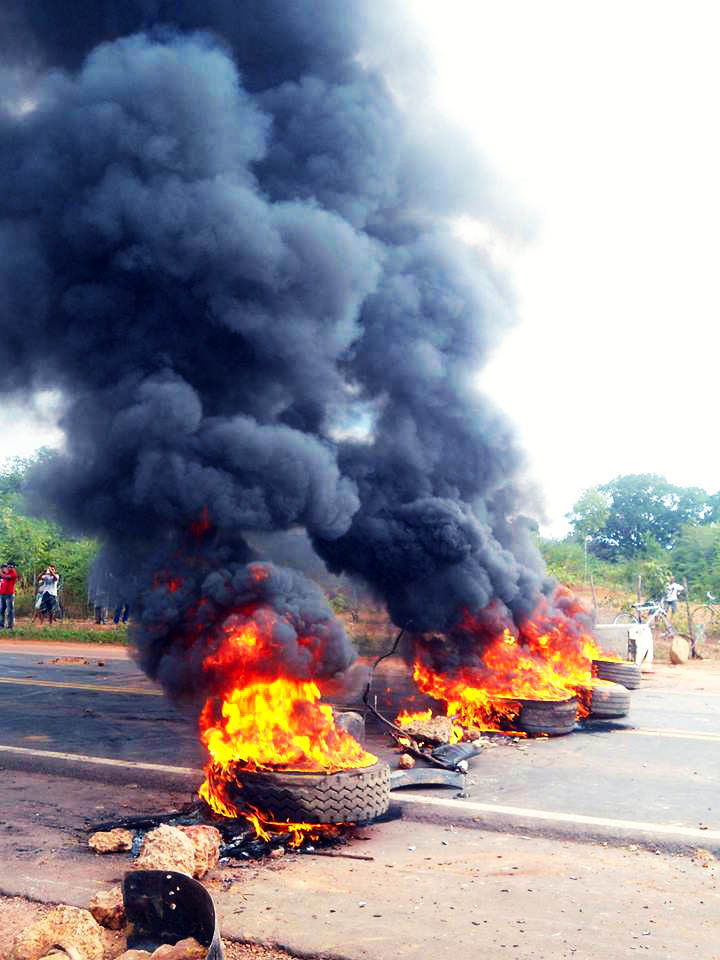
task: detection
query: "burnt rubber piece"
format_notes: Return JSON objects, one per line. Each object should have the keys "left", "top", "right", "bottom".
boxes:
{"left": 390, "top": 767, "right": 466, "bottom": 790}
{"left": 589, "top": 680, "right": 631, "bottom": 719}
{"left": 228, "top": 761, "right": 391, "bottom": 824}
{"left": 431, "top": 742, "right": 482, "bottom": 766}
{"left": 593, "top": 659, "right": 641, "bottom": 690}
{"left": 517, "top": 697, "right": 578, "bottom": 736}
{"left": 123, "top": 870, "right": 223, "bottom": 958}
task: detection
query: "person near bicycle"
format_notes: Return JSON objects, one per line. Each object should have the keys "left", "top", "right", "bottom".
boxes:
{"left": 664, "top": 575, "right": 683, "bottom": 615}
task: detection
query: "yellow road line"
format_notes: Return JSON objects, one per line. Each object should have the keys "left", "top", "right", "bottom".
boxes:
{"left": 0, "top": 676, "right": 163, "bottom": 696}
{"left": 626, "top": 728, "right": 720, "bottom": 742}
{"left": 395, "top": 794, "right": 720, "bottom": 842}
{"left": 0, "top": 743, "right": 199, "bottom": 775}
{"left": 2, "top": 679, "right": 719, "bottom": 741}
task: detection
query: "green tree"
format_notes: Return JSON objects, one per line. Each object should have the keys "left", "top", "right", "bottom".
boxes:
{"left": 592, "top": 474, "right": 712, "bottom": 559}
{"left": 670, "top": 524, "right": 720, "bottom": 600}
{"left": 567, "top": 488, "right": 610, "bottom": 542}
{"left": 0, "top": 453, "right": 98, "bottom": 613}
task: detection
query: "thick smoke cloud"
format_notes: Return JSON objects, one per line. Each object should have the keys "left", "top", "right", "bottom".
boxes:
{"left": 141, "top": 559, "right": 354, "bottom": 699}
{"left": 0, "top": 0, "right": 549, "bottom": 690}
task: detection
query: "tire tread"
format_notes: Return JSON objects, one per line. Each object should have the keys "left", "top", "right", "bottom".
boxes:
{"left": 518, "top": 697, "right": 577, "bottom": 736}
{"left": 229, "top": 762, "right": 391, "bottom": 824}
{"left": 589, "top": 680, "right": 631, "bottom": 718}
{"left": 594, "top": 660, "right": 641, "bottom": 690}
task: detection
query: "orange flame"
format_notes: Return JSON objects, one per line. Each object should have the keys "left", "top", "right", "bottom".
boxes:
{"left": 395, "top": 708, "right": 463, "bottom": 744}
{"left": 199, "top": 674, "right": 375, "bottom": 773}
{"left": 408, "top": 591, "right": 620, "bottom": 734}
{"left": 199, "top": 777, "right": 348, "bottom": 847}
{"left": 198, "top": 612, "right": 376, "bottom": 832}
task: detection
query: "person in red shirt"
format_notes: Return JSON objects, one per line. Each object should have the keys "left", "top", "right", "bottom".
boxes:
{"left": 0, "top": 561, "right": 18, "bottom": 629}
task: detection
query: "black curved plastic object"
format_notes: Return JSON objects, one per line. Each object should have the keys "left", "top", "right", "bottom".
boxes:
{"left": 123, "top": 870, "right": 224, "bottom": 959}
{"left": 430, "top": 742, "right": 482, "bottom": 767}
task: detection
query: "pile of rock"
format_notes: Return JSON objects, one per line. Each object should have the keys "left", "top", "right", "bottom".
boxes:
{"left": 10, "top": 900, "right": 207, "bottom": 960}
{"left": 88, "top": 823, "right": 222, "bottom": 880}
{"left": 10, "top": 824, "right": 222, "bottom": 960}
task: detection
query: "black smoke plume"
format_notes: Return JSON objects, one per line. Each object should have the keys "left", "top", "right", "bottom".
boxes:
{"left": 0, "top": 0, "right": 550, "bottom": 692}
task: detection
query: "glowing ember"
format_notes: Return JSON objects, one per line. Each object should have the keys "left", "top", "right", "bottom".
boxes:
{"left": 199, "top": 775, "right": 348, "bottom": 847}
{"left": 242, "top": 804, "right": 348, "bottom": 849}
{"left": 198, "top": 610, "right": 376, "bottom": 834}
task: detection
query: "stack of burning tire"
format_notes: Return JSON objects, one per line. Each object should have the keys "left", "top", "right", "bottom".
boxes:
{"left": 514, "top": 660, "right": 641, "bottom": 733}
{"left": 515, "top": 696, "right": 579, "bottom": 736}
{"left": 582, "top": 659, "right": 641, "bottom": 722}
{"left": 512, "top": 678, "right": 633, "bottom": 732}
{"left": 593, "top": 659, "right": 641, "bottom": 689}
{"left": 585, "top": 678, "right": 631, "bottom": 719}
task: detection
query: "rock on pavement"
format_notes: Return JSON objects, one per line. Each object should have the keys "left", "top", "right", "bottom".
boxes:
{"left": 177, "top": 825, "right": 222, "bottom": 878}
{"left": 133, "top": 825, "right": 196, "bottom": 877}
{"left": 88, "top": 885, "right": 125, "bottom": 930}
{"left": 11, "top": 905, "right": 104, "bottom": 960}
{"left": 88, "top": 829, "right": 134, "bottom": 854}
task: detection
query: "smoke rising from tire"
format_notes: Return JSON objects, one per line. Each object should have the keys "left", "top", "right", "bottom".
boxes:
{"left": 0, "top": 1, "right": 549, "bottom": 689}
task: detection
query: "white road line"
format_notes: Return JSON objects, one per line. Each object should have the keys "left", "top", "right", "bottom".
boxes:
{"left": 0, "top": 743, "right": 200, "bottom": 776}
{"left": 394, "top": 793, "right": 720, "bottom": 841}
{"left": 3, "top": 744, "right": 717, "bottom": 844}
{"left": 638, "top": 689, "right": 720, "bottom": 699}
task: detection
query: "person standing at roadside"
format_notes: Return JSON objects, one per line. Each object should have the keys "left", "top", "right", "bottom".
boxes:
{"left": 664, "top": 574, "right": 683, "bottom": 614}
{"left": 0, "top": 561, "right": 18, "bottom": 629}
{"left": 36, "top": 564, "right": 60, "bottom": 625}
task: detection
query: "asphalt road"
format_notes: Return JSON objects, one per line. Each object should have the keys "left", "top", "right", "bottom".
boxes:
{"left": 0, "top": 647, "right": 202, "bottom": 771}
{"left": 1, "top": 641, "right": 719, "bottom": 847}
{"left": 3, "top": 640, "right": 720, "bottom": 960}
{"left": 5, "top": 775, "right": 720, "bottom": 960}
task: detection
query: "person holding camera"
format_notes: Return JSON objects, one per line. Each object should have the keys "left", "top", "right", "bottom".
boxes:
{"left": 36, "top": 564, "right": 60, "bottom": 625}
{"left": 664, "top": 574, "right": 684, "bottom": 614}
{"left": 0, "top": 561, "right": 17, "bottom": 629}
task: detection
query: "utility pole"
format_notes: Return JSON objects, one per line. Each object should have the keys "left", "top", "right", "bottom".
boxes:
{"left": 584, "top": 536, "right": 590, "bottom": 583}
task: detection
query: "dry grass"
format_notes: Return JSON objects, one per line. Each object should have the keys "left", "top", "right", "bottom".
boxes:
{"left": 0, "top": 618, "right": 129, "bottom": 645}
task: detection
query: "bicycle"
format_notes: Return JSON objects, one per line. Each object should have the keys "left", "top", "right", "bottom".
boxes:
{"left": 614, "top": 599, "right": 676, "bottom": 638}
{"left": 691, "top": 593, "right": 719, "bottom": 632}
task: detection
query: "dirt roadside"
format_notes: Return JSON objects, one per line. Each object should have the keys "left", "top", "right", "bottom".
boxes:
{"left": 1, "top": 768, "right": 720, "bottom": 960}
{"left": 0, "top": 768, "right": 301, "bottom": 960}
{"left": 3, "top": 644, "right": 720, "bottom": 958}
{"left": 0, "top": 896, "right": 298, "bottom": 960}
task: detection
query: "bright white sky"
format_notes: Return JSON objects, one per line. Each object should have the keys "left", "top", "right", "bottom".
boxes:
{"left": 10, "top": 3, "right": 720, "bottom": 538}
{"left": 412, "top": 0, "right": 720, "bottom": 535}
{"left": 4, "top": 392, "right": 63, "bottom": 462}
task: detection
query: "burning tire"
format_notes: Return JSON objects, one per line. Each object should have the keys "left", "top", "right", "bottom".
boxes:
{"left": 517, "top": 697, "right": 578, "bottom": 736}
{"left": 228, "top": 761, "right": 391, "bottom": 825}
{"left": 588, "top": 679, "right": 631, "bottom": 719}
{"left": 593, "top": 659, "right": 641, "bottom": 690}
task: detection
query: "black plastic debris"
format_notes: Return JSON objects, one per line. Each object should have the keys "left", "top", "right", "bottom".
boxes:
{"left": 390, "top": 767, "right": 466, "bottom": 790}
{"left": 123, "top": 870, "right": 224, "bottom": 959}
{"left": 431, "top": 742, "right": 482, "bottom": 767}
